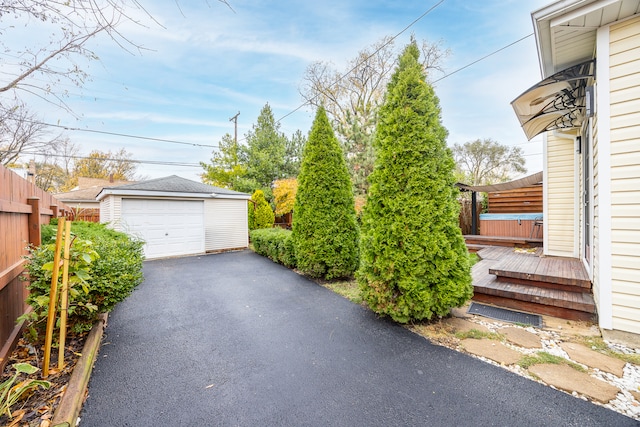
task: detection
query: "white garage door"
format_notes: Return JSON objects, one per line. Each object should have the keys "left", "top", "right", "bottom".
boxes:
{"left": 121, "top": 199, "right": 205, "bottom": 259}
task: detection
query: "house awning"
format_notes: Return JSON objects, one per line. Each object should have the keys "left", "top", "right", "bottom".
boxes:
{"left": 511, "top": 60, "right": 595, "bottom": 140}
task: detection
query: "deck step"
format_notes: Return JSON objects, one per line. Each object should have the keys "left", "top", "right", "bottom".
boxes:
{"left": 489, "top": 255, "right": 591, "bottom": 289}
{"left": 466, "top": 243, "right": 490, "bottom": 253}
{"left": 473, "top": 277, "right": 596, "bottom": 322}
{"left": 464, "top": 235, "right": 543, "bottom": 248}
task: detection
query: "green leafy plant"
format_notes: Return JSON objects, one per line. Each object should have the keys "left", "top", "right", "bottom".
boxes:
{"left": 20, "top": 234, "right": 98, "bottom": 338}
{"left": 292, "top": 106, "right": 359, "bottom": 280}
{"left": 0, "top": 363, "right": 50, "bottom": 419}
{"left": 22, "top": 221, "right": 144, "bottom": 337}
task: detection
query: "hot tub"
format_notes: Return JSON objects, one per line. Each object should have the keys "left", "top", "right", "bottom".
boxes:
{"left": 479, "top": 213, "right": 543, "bottom": 238}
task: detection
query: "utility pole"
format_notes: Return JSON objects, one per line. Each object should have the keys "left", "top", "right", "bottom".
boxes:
{"left": 229, "top": 111, "right": 240, "bottom": 166}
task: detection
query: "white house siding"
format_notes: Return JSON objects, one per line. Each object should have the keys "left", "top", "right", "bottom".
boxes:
{"left": 204, "top": 199, "right": 249, "bottom": 251}
{"left": 545, "top": 134, "right": 577, "bottom": 257}
{"left": 608, "top": 16, "right": 640, "bottom": 334}
{"left": 100, "top": 195, "right": 122, "bottom": 229}
{"left": 592, "top": 113, "right": 602, "bottom": 315}
{"left": 99, "top": 196, "right": 112, "bottom": 223}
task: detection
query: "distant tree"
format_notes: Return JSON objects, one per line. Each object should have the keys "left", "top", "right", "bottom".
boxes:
{"left": 248, "top": 189, "right": 274, "bottom": 230}
{"left": 0, "top": 102, "right": 61, "bottom": 166}
{"left": 300, "top": 36, "right": 449, "bottom": 195}
{"left": 35, "top": 162, "right": 66, "bottom": 192}
{"left": 340, "top": 111, "right": 376, "bottom": 196}
{"left": 201, "top": 133, "right": 248, "bottom": 189}
{"left": 66, "top": 148, "right": 137, "bottom": 189}
{"left": 273, "top": 178, "right": 298, "bottom": 216}
{"left": 292, "top": 106, "right": 359, "bottom": 279}
{"left": 283, "top": 130, "right": 306, "bottom": 178}
{"left": 242, "top": 103, "right": 287, "bottom": 191}
{"left": 358, "top": 41, "right": 472, "bottom": 323}
{"left": 452, "top": 138, "right": 526, "bottom": 186}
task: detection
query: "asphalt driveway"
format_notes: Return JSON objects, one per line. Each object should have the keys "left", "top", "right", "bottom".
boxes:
{"left": 80, "top": 250, "right": 636, "bottom": 426}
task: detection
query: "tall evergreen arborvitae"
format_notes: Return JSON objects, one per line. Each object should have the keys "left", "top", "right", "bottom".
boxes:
{"left": 357, "top": 41, "right": 472, "bottom": 323}
{"left": 292, "top": 106, "right": 359, "bottom": 279}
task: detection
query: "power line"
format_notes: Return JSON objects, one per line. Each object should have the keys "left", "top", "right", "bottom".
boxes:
{"left": 2, "top": 150, "right": 203, "bottom": 168}
{"left": 28, "top": 120, "right": 219, "bottom": 148}
{"left": 276, "top": 0, "right": 448, "bottom": 123}
{"left": 432, "top": 33, "right": 533, "bottom": 84}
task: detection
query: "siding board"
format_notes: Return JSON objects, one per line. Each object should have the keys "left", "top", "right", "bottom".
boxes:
{"left": 609, "top": 7, "right": 640, "bottom": 333}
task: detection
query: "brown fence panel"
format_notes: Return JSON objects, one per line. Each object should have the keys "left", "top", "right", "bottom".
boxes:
{"left": 0, "top": 165, "right": 70, "bottom": 371}
{"left": 68, "top": 208, "right": 100, "bottom": 223}
{"left": 487, "top": 186, "right": 543, "bottom": 214}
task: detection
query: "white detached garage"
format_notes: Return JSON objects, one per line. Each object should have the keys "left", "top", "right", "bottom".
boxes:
{"left": 97, "top": 175, "right": 250, "bottom": 259}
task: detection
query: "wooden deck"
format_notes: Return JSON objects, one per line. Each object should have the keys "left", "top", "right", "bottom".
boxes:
{"left": 472, "top": 246, "right": 596, "bottom": 322}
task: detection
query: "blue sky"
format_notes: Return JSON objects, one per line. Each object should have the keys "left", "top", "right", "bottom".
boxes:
{"left": 26, "top": 0, "right": 551, "bottom": 181}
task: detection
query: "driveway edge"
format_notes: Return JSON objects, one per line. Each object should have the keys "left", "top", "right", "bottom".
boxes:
{"left": 52, "top": 312, "right": 108, "bottom": 427}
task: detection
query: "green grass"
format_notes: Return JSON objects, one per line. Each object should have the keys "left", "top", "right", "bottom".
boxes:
{"left": 518, "top": 351, "right": 586, "bottom": 372}
{"left": 455, "top": 329, "right": 502, "bottom": 340}
{"left": 323, "top": 280, "right": 362, "bottom": 304}
{"left": 574, "top": 336, "right": 640, "bottom": 365}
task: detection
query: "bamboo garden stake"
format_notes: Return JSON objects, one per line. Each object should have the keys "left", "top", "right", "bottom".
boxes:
{"left": 43, "top": 217, "right": 65, "bottom": 378}
{"left": 58, "top": 220, "right": 72, "bottom": 369}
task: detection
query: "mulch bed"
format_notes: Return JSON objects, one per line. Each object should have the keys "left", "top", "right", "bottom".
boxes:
{"left": 0, "top": 333, "right": 86, "bottom": 427}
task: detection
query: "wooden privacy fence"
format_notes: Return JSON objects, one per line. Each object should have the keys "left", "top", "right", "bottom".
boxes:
{"left": 487, "top": 185, "right": 542, "bottom": 213}
{"left": 67, "top": 207, "right": 100, "bottom": 222}
{"left": 0, "top": 165, "right": 70, "bottom": 372}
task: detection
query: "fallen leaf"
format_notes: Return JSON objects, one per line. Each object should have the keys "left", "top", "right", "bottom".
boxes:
{"left": 7, "top": 410, "right": 25, "bottom": 427}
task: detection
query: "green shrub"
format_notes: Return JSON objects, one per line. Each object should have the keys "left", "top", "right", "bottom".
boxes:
{"left": 250, "top": 228, "right": 296, "bottom": 267}
{"left": 357, "top": 41, "right": 472, "bottom": 323}
{"left": 22, "top": 221, "right": 144, "bottom": 337}
{"left": 292, "top": 106, "right": 359, "bottom": 279}
{"left": 249, "top": 189, "right": 275, "bottom": 230}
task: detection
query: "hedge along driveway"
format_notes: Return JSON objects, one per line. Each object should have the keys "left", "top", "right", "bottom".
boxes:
{"left": 79, "top": 250, "right": 635, "bottom": 426}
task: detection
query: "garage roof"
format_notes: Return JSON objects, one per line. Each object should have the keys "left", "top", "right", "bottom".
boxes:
{"left": 97, "top": 175, "right": 251, "bottom": 200}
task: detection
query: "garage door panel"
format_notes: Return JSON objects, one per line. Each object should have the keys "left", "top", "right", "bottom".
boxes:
{"left": 121, "top": 199, "right": 204, "bottom": 259}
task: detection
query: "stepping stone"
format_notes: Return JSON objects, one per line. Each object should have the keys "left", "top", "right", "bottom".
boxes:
{"left": 446, "top": 318, "right": 490, "bottom": 334}
{"left": 560, "top": 342, "right": 626, "bottom": 377}
{"left": 632, "top": 390, "right": 640, "bottom": 402}
{"left": 528, "top": 363, "right": 620, "bottom": 403}
{"left": 501, "top": 327, "right": 542, "bottom": 349}
{"left": 460, "top": 338, "right": 521, "bottom": 365}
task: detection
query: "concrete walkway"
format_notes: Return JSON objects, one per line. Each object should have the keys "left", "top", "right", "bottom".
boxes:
{"left": 79, "top": 251, "right": 637, "bottom": 426}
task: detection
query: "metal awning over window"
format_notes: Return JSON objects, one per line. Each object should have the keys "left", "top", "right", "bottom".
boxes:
{"left": 511, "top": 60, "right": 595, "bottom": 140}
